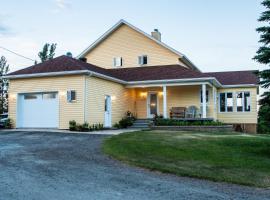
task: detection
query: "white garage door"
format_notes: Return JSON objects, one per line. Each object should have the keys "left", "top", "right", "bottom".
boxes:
{"left": 17, "top": 92, "right": 59, "bottom": 128}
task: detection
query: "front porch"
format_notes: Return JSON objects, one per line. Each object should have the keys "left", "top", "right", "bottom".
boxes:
{"left": 128, "top": 83, "right": 218, "bottom": 120}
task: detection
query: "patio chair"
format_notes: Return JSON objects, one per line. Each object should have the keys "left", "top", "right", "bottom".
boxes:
{"left": 170, "top": 107, "right": 186, "bottom": 119}
{"left": 185, "top": 106, "right": 198, "bottom": 118}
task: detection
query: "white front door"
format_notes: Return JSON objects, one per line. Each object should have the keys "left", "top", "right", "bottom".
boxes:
{"left": 147, "top": 92, "right": 158, "bottom": 118}
{"left": 104, "top": 95, "right": 112, "bottom": 127}
{"left": 17, "top": 92, "right": 59, "bottom": 128}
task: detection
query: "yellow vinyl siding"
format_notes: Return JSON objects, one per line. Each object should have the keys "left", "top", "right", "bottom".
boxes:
{"left": 87, "top": 76, "right": 135, "bottom": 125}
{"left": 216, "top": 87, "right": 258, "bottom": 124}
{"left": 8, "top": 75, "right": 85, "bottom": 129}
{"left": 84, "top": 24, "right": 187, "bottom": 68}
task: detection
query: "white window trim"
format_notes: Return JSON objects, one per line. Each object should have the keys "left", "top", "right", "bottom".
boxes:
{"left": 67, "top": 90, "right": 76, "bottom": 103}
{"left": 113, "top": 57, "right": 122, "bottom": 68}
{"left": 138, "top": 55, "right": 148, "bottom": 66}
{"left": 236, "top": 91, "right": 251, "bottom": 113}
{"left": 219, "top": 92, "right": 234, "bottom": 113}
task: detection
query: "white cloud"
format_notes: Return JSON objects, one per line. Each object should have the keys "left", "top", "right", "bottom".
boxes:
{"left": 52, "top": 0, "right": 71, "bottom": 13}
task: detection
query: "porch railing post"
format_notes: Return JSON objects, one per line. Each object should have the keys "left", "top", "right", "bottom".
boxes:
{"left": 202, "top": 84, "right": 207, "bottom": 118}
{"left": 163, "top": 85, "right": 167, "bottom": 118}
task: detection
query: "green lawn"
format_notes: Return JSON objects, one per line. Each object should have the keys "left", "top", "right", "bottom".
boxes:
{"left": 102, "top": 130, "right": 270, "bottom": 187}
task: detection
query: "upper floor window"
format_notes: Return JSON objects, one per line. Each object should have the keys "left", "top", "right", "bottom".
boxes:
{"left": 138, "top": 55, "right": 148, "bottom": 65}
{"left": 113, "top": 57, "right": 122, "bottom": 67}
{"left": 200, "top": 90, "right": 209, "bottom": 103}
{"left": 236, "top": 92, "right": 251, "bottom": 112}
{"left": 219, "top": 92, "right": 233, "bottom": 112}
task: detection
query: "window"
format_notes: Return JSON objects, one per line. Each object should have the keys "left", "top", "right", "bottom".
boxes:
{"left": 113, "top": 57, "right": 122, "bottom": 67}
{"left": 67, "top": 90, "right": 76, "bottom": 102}
{"left": 43, "top": 93, "right": 56, "bottom": 99}
{"left": 24, "top": 94, "right": 37, "bottom": 100}
{"left": 237, "top": 92, "right": 251, "bottom": 112}
{"left": 138, "top": 55, "right": 147, "bottom": 65}
{"left": 200, "top": 90, "right": 209, "bottom": 103}
{"left": 219, "top": 92, "right": 233, "bottom": 112}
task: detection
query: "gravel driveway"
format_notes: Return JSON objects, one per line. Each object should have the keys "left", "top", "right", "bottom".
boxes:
{"left": 0, "top": 131, "right": 269, "bottom": 200}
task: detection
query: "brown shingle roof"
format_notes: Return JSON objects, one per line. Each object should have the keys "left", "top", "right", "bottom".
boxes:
{"left": 8, "top": 55, "right": 258, "bottom": 86}
{"left": 204, "top": 71, "right": 259, "bottom": 85}
{"left": 108, "top": 65, "right": 210, "bottom": 81}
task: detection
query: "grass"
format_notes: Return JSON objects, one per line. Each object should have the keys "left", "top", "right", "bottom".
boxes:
{"left": 102, "top": 130, "right": 270, "bottom": 188}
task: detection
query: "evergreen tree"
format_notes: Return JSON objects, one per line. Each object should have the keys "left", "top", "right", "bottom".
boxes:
{"left": 254, "top": 0, "right": 270, "bottom": 133}
{"left": 38, "top": 43, "right": 57, "bottom": 62}
{"left": 0, "top": 56, "right": 9, "bottom": 114}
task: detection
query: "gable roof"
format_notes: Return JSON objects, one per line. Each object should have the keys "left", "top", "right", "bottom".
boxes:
{"left": 6, "top": 55, "right": 258, "bottom": 88}
{"left": 77, "top": 19, "right": 199, "bottom": 71}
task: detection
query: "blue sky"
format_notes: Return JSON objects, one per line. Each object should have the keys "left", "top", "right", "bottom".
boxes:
{"left": 0, "top": 0, "right": 266, "bottom": 72}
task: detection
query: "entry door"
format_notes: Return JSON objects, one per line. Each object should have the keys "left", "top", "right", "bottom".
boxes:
{"left": 104, "top": 95, "right": 112, "bottom": 127}
{"left": 147, "top": 92, "right": 158, "bottom": 118}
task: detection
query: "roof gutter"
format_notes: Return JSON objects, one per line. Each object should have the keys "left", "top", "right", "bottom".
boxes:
{"left": 5, "top": 70, "right": 257, "bottom": 89}
{"left": 4, "top": 70, "right": 91, "bottom": 79}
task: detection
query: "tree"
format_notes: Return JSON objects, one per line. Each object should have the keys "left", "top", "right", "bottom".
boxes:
{"left": 38, "top": 43, "right": 57, "bottom": 62}
{"left": 0, "top": 56, "right": 9, "bottom": 114}
{"left": 254, "top": 0, "right": 270, "bottom": 133}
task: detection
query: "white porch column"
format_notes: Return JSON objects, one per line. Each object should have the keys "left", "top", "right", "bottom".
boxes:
{"left": 163, "top": 85, "right": 167, "bottom": 118}
{"left": 202, "top": 84, "right": 207, "bottom": 118}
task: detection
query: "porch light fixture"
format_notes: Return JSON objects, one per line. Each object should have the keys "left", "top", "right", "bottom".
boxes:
{"left": 140, "top": 92, "right": 147, "bottom": 98}
{"left": 10, "top": 93, "right": 16, "bottom": 100}
{"left": 111, "top": 96, "right": 116, "bottom": 101}
{"left": 158, "top": 92, "right": 163, "bottom": 96}
{"left": 60, "top": 91, "right": 66, "bottom": 96}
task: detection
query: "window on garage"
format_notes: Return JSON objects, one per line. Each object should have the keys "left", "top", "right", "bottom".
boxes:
{"left": 24, "top": 94, "right": 37, "bottom": 100}
{"left": 43, "top": 93, "right": 56, "bottom": 99}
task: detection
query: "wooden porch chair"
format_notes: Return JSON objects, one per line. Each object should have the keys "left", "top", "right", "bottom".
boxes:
{"left": 170, "top": 107, "right": 186, "bottom": 119}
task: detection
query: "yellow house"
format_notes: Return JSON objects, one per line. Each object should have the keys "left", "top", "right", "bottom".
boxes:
{"left": 6, "top": 20, "right": 258, "bottom": 132}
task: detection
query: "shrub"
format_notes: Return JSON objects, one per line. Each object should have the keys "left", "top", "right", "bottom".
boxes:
{"left": 258, "top": 105, "right": 270, "bottom": 134}
{"left": 154, "top": 118, "right": 224, "bottom": 126}
{"left": 115, "top": 111, "right": 136, "bottom": 129}
{"left": 69, "top": 120, "right": 104, "bottom": 132}
{"left": 69, "top": 120, "right": 76, "bottom": 131}
{"left": 81, "top": 122, "right": 89, "bottom": 132}
{"left": 4, "top": 118, "right": 12, "bottom": 129}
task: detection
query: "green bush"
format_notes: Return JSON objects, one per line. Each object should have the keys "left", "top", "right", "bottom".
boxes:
{"left": 258, "top": 105, "right": 270, "bottom": 134}
{"left": 69, "top": 120, "right": 76, "bottom": 131}
{"left": 154, "top": 118, "right": 224, "bottom": 126}
{"left": 115, "top": 111, "right": 136, "bottom": 129}
{"left": 4, "top": 118, "right": 12, "bottom": 129}
{"left": 69, "top": 120, "right": 104, "bottom": 132}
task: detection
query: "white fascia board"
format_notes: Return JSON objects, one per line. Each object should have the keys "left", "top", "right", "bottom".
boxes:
{"left": 126, "top": 81, "right": 211, "bottom": 88}
{"left": 4, "top": 70, "right": 91, "bottom": 79}
{"left": 221, "top": 84, "right": 259, "bottom": 88}
{"left": 4, "top": 70, "right": 127, "bottom": 84}
{"left": 77, "top": 19, "right": 199, "bottom": 71}
{"left": 126, "top": 77, "right": 222, "bottom": 88}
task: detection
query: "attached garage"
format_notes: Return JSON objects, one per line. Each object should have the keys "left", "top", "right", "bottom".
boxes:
{"left": 17, "top": 92, "right": 59, "bottom": 128}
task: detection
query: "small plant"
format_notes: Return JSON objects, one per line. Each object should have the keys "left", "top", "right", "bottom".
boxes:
{"left": 69, "top": 120, "right": 76, "bottom": 131}
{"left": 154, "top": 118, "right": 224, "bottom": 126}
{"left": 69, "top": 120, "right": 104, "bottom": 132}
{"left": 4, "top": 118, "right": 12, "bottom": 129}
{"left": 82, "top": 122, "right": 89, "bottom": 132}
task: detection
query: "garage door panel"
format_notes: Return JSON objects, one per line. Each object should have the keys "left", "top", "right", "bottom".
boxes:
{"left": 18, "top": 92, "right": 59, "bottom": 128}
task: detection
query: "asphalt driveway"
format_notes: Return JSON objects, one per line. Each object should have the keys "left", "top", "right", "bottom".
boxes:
{"left": 0, "top": 131, "right": 269, "bottom": 200}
